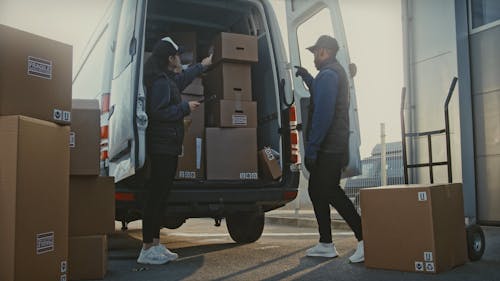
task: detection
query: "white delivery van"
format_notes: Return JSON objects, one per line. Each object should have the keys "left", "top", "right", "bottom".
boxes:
{"left": 73, "top": 0, "right": 361, "bottom": 243}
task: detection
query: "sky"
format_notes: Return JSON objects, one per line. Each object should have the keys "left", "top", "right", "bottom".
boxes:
{"left": 0, "top": 0, "right": 403, "bottom": 158}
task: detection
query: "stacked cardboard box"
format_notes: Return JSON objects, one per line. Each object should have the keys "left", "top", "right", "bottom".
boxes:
{"left": 69, "top": 99, "right": 115, "bottom": 280}
{"left": 0, "top": 25, "right": 72, "bottom": 281}
{"left": 361, "top": 183, "right": 467, "bottom": 274}
{"left": 203, "top": 32, "right": 259, "bottom": 180}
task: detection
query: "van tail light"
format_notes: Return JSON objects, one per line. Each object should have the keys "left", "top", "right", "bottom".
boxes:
{"left": 100, "top": 93, "right": 110, "bottom": 174}
{"left": 289, "top": 105, "right": 301, "bottom": 164}
{"left": 115, "top": 192, "right": 135, "bottom": 202}
{"left": 283, "top": 190, "right": 298, "bottom": 200}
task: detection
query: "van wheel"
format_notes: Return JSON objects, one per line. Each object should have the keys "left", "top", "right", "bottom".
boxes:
{"left": 226, "top": 212, "right": 265, "bottom": 244}
{"left": 466, "top": 224, "right": 485, "bottom": 261}
{"left": 163, "top": 217, "right": 186, "bottom": 229}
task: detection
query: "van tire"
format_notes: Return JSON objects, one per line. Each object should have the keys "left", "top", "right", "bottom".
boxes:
{"left": 466, "top": 224, "right": 485, "bottom": 261}
{"left": 226, "top": 212, "right": 265, "bottom": 244}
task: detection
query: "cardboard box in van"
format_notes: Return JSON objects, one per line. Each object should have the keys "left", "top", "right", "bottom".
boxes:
{"left": 0, "top": 116, "right": 69, "bottom": 281}
{"left": 212, "top": 32, "right": 258, "bottom": 64}
{"left": 203, "top": 62, "right": 252, "bottom": 101}
{"left": 69, "top": 176, "right": 115, "bottom": 236}
{"left": 206, "top": 127, "right": 258, "bottom": 180}
{"left": 206, "top": 99, "right": 257, "bottom": 128}
{"left": 69, "top": 235, "right": 107, "bottom": 280}
{"left": 70, "top": 99, "right": 100, "bottom": 175}
{"left": 259, "top": 147, "right": 282, "bottom": 180}
{"left": 361, "top": 184, "right": 467, "bottom": 273}
{"left": 0, "top": 24, "right": 72, "bottom": 125}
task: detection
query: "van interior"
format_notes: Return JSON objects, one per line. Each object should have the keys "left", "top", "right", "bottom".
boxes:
{"left": 144, "top": 0, "right": 286, "bottom": 184}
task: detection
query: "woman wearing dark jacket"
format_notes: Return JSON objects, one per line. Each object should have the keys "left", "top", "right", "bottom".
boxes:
{"left": 138, "top": 37, "right": 212, "bottom": 265}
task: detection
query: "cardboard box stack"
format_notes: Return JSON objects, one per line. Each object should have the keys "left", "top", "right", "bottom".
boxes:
{"left": 360, "top": 183, "right": 467, "bottom": 274}
{"left": 0, "top": 25, "right": 71, "bottom": 281}
{"left": 69, "top": 99, "right": 115, "bottom": 280}
{"left": 203, "top": 32, "right": 259, "bottom": 180}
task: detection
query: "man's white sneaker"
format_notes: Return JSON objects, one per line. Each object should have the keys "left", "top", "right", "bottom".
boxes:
{"left": 349, "top": 240, "right": 364, "bottom": 263}
{"left": 154, "top": 244, "right": 179, "bottom": 261}
{"left": 306, "top": 243, "right": 339, "bottom": 258}
{"left": 137, "top": 247, "right": 170, "bottom": 265}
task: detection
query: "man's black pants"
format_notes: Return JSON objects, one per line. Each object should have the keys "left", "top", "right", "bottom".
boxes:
{"left": 142, "top": 154, "right": 178, "bottom": 244}
{"left": 308, "top": 152, "right": 363, "bottom": 243}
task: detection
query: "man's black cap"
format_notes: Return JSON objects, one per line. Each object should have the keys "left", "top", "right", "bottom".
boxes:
{"left": 152, "top": 36, "right": 184, "bottom": 59}
{"left": 307, "top": 35, "right": 339, "bottom": 54}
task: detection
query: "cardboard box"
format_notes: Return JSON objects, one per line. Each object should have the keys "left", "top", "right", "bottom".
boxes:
{"left": 182, "top": 77, "right": 204, "bottom": 96}
{"left": 0, "top": 116, "right": 69, "bottom": 281}
{"left": 0, "top": 25, "right": 72, "bottom": 125}
{"left": 206, "top": 128, "right": 258, "bottom": 180}
{"left": 203, "top": 62, "right": 252, "bottom": 101}
{"left": 212, "top": 32, "right": 258, "bottom": 64}
{"left": 69, "top": 235, "right": 107, "bottom": 280}
{"left": 69, "top": 176, "right": 115, "bottom": 236}
{"left": 171, "top": 32, "right": 197, "bottom": 65}
{"left": 360, "top": 184, "right": 467, "bottom": 273}
{"left": 206, "top": 99, "right": 257, "bottom": 128}
{"left": 259, "top": 147, "right": 282, "bottom": 180}
{"left": 70, "top": 99, "right": 100, "bottom": 175}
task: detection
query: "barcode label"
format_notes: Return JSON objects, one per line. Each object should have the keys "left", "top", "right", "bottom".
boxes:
{"left": 36, "top": 232, "right": 54, "bottom": 254}
{"left": 27, "top": 56, "right": 52, "bottom": 79}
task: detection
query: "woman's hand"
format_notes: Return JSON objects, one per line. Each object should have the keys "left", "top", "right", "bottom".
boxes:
{"left": 201, "top": 54, "right": 213, "bottom": 68}
{"left": 188, "top": 101, "right": 200, "bottom": 112}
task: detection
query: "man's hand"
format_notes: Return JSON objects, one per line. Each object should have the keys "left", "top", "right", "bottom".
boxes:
{"left": 294, "top": 66, "right": 310, "bottom": 80}
{"left": 188, "top": 101, "right": 200, "bottom": 112}
{"left": 201, "top": 54, "right": 213, "bottom": 68}
{"left": 304, "top": 157, "right": 317, "bottom": 172}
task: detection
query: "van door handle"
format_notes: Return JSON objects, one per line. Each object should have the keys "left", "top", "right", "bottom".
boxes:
{"left": 129, "top": 37, "right": 137, "bottom": 56}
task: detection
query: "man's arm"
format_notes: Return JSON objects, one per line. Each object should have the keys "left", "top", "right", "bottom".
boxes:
{"left": 149, "top": 79, "right": 190, "bottom": 122}
{"left": 305, "top": 70, "right": 339, "bottom": 160}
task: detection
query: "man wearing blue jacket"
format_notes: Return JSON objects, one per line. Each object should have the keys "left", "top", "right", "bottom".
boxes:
{"left": 295, "top": 35, "right": 364, "bottom": 262}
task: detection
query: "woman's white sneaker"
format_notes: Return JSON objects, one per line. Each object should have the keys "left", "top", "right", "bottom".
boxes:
{"left": 137, "top": 247, "right": 170, "bottom": 265}
{"left": 306, "top": 243, "right": 339, "bottom": 258}
{"left": 349, "top": 241, "right": 364, "bottom": 263}
{"left": 154, "top": 244, "right": 179, "bottom": 261}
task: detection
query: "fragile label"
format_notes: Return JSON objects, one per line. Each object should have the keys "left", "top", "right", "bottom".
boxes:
{"left": 240, "top": 172, "right": 258, "bottom": 180}
{"left": 424, "top": 251, "right": 433, "bottom": 262}
{"left": 415, "top": 261, "right": 424, "bottom": 272}
{"left": 60, "top": 274, "right": 67, "bottom": 281}
{"left": 69, "top": 132, "right": 76, "bottom": 148}
{"left": 232, "top": 114, "right": 248, "bottom": 126}
{"left": 36, "top": 232, "right": 54, "bottom": 254}
{"left": 62, "top": 111, "right": 71, "bottom": 122}
{"left": 418, "top": 191, "right": 428, "bottom": 201}
{"left": 27, "top": 56, "right": 52, "bottom": 79}
{"left": 179, "top": 171, "right": 196, "bottom": 179}
{"left": 264, "top": 147, "right": 275, "bottom": 161}
{"left": 425, "top": 262, "right": 435, "bottom": 272}
{"left": 61, "top": 261, "right": 67, "bottom": 273}
{"left": 53, "top": 109, "right": 63, "bottom": 121}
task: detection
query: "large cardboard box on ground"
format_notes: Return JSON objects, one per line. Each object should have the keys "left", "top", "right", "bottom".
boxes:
{"left": 360, "top": 183, "right": 467, "bottom": 274}
{"left": 206, "top": 128, "right": 258, "bottom": 180}
{"left": 0, "top": 24, "right": 72, "bottom": 125}
{"left": 258, "top": 147, "right": 282, "bottom": 180}
{"left": 69, "top": 176, "right": 115, "bottom": 236}
{"left": 70, "top": 99, "right": 100, "bottom": 175}
{"left": 203, "top": 62, "right": 252, "bottom": 101}
{"left": 176, "top": 93, "right": 205, "bottom": 179}
{"left": 212, "top": 32, "right": 258, "bottom": 64}
{"left": 69, "top": 235, "right": 107, "bottom": 280}
{"left": 206, "top": 99, "right": 257, "bottom": 128}
{"left": 0, "top": 116, "right": 69, "bottom": 281}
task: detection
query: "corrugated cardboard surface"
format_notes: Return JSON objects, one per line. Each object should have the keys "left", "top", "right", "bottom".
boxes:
{"left": 258, "top": 147, "right": 282, "bottom": 180}
{"left": 361, "top": 184, "right": 467, "bottom": 273}
{"left": 212, "top": 32, "right": 258, "bottom": 64}
{"left": 70, "top": 99, "right": 100, "bottom": 175}
{"left": 206, "top": 128, "right": 258, "bottom": 180}
{"left": 203, "top": 62, "right": 252, "bottom": 101}
{"left": 69, "top": 176, "right": 115, "bottom": 236}
{"left": 0, "top": 25, "right": 72, "bottom": 125}
{"left": 69, "top": 235, "right": 107, "bottom": 280}
{"left": 0, "top": 116, "right": 69, "bottom": 281}
{"left": 206, "top": 99, "right": 257, "bottom": 128}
